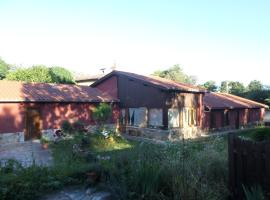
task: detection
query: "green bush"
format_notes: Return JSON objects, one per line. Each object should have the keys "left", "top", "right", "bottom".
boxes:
{"left": 251, "top": 128, "right": 270, "bottom": 141}
{"left": 73, "top": 120, "right": 86, "bottom": 133}
{"left": 61, "top": 120, "right": 73, "bottom": 133}
{"left": 49, "top": 66, "right": 74, "bottom": 84}
{"left": 0, "top": 161, "right": 61, "bottom": 200}
{"left": 92, "top": 103, "right": 112, "bottom": 124}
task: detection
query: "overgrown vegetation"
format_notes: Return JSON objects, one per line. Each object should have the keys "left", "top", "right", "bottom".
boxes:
{"left": 92, "top": 103, "right": 112, "bottom": 124}
{"left": 239, "top": 127, "right": 270, "bottom": 142}
{"left": 103, "top": 137, "right": 228, "bottom": 200}
{"left": 0, "top": 133, "right": 229, "bottom": 200}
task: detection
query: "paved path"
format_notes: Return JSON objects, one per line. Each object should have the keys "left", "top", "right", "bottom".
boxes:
{"left": 0, "top": 140, "right": 52, "bottom": 167}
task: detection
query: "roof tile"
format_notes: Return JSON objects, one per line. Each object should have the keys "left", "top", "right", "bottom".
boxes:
{"left": 204, "top": 92, "right": 268, "bottom": 109}
{"left": 0, "top": 80, "right": 118, "bottom": 103}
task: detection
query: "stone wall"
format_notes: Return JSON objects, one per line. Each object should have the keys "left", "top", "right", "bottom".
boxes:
{"left": 0, "top": 123, "right": 118, "bottom": 145}
{"left": 0, "top": 132, "right": 24, "bottom": 144}
{"left": 125, "top": 125, "right": 202, "bottom": 141}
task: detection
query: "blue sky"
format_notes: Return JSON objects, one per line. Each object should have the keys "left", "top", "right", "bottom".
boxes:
{"left": 0, "top": 0, "right": 269, "bottom": 85}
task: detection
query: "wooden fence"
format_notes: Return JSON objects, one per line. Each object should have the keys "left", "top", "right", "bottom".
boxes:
{"left": 228, "top": 134, "right": 270, "bottom": 199}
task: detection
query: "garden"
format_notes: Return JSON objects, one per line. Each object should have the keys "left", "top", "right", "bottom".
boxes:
{"left": 0, "top": 131, "right": 229, "bottom": 200}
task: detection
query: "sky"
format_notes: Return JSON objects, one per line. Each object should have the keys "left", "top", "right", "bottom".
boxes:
{"left": 0, "top": 0, "right": 269, "bottom": 85}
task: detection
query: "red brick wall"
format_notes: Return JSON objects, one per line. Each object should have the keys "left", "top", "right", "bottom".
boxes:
{"left": 0, "top": 103, "right": 25, "bottom": 133}
{"left": 95, "top": 75, "right": 118, "bottom": 99}
{"left": 0, "top": 102, "right": 120, "bottom": 134}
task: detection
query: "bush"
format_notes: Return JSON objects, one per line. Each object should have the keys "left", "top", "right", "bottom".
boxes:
{"left": 61, "top": 120, "right": 73, "bottom": 133}
{"left": 73, "top": 120, "right": 86, "bottom": 133}
{"left": 0, "top": 161, "right": 61, "bottom": 200}
{"left": 250, "top": 128, "right": 270, "bottom": 141}
{"left": 49, "top": 66, "right": 74, "bottom": 84}
{"left": 92, "top": 103, "right": 112, "bottom": 124}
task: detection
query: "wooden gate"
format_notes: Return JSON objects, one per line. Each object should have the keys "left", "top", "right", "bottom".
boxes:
{"left": 25, "top": 107, "right": 42, "bottom": 140}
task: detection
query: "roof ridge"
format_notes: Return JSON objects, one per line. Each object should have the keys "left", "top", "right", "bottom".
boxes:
{"left": 218, "top": 92, "right": 269, "bottom": 108}
{"left": 103, "top": 70, "right": 206, "bottom": 92}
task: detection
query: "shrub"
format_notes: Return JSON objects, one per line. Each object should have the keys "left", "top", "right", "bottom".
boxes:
{"left": 251, "top": 128, "right": 270, "bottom": 141}
{"left": 92, "top": 103, "right": 112, "bottom": 124}
{"left": 40, "top": 136, "right": 50, "bottom": 144}
{"left": 49, "top": 66, "right": 75, "bottom": 84}
{"left": 61, "top": 120, "right": 73, "bottom": 133}
{"left": 73, "top": 120, "right": 86, "bottom": 133}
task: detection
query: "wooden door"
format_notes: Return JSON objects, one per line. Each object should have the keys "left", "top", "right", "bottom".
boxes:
{"left": 25, "top": 108, "right": 42, "bottom": 140}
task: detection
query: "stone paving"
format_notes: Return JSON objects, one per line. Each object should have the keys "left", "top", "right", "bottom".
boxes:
{"left": 0, "top": 140, "right": 52, "bottom": 167}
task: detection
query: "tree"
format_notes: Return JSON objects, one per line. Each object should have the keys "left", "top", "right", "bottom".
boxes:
{"left": 49, "top": 66, "right": 74, "bottom": 84}
{"left": 228, "top": 81, "right": 245, "bottom": 96}
{"left": 0, "top": 58, "right": 10, "bottom": 79}
{"left": 219, "top": 81, "right": 245, "bottom": 95}
{"left": 6, "top": 65, "right": 52, "bottom": 83}
{"left": 201, "top": 81, "right": 218, "bottom": 92}
{"left": 6, "top": 65, "right": 75, "bottom": 84}
{"left": 153, "top": 64, "right": 197, "bottom": 84}
{"left": 247, "top": 80, "right": 263, "bottom": 91}
{"left": 220, "top": 81, "right": 229, "bottom": 93}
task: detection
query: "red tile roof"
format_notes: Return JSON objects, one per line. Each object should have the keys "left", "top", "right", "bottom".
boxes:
{"left": 204, "top": 92, "right": 269, "bottom": 110}
{"left": 92, "top": 70, "right": 206, "bottom": 93}
{"left": 0, "top": 80, "right": 119, "bottom": 103}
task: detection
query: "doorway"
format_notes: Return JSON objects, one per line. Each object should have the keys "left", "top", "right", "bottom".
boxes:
{"left": 25, "top": 107, "right": 42, "bottom": 140}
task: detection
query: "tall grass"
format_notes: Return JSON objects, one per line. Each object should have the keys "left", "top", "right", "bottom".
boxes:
{"left": 101, "top": 136, "right": 229, "bottom": 200}
{"left": 0, "top": 133, "right": 229, "bottom": 200}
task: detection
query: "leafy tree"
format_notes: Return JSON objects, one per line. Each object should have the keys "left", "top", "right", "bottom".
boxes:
{"left": 201, "top": 81, "right": 218, "bottom": 92}
{"left": 247, "top": 80, "right": 263, "bottom": 91}
{"left": 0, "top": 58, "right": 10, "bottom": 79}
{"left": 219, "top": 81, "right": 245, "bottom": 95}
{"left": 153, "top": 64, "right": 197, "bottom": 84}
{"left": 6, "top": 65, "right": 74, "bottom": 84}
{"left": 219, "top": 81, "right": 229, "bottom": 93}
{"left": 49, "top": 66, "right": 74, "bottom": 84}
{"left": 228, "top": 81, "right": 245, "bottom": 96}
{"left": 6, "top": 65, "right": 52, "bottom": 83}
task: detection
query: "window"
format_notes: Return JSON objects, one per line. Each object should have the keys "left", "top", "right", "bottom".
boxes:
{"left": 168, "top": 108, "right": 180, "bottom": 128}
{"left": 149, "top": 109, "right": 163, "bottom": 127}
{"left": 128, "top": 108, "right": 147, "bottom": 127}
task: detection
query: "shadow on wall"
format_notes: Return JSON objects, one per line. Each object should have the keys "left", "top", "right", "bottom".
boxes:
{"left": 17, "top": 83, "right": 118, "bottom": 130}
{"left": 21, "top": 82, "right": 111, "bottom": 103}
{"left": 0, "top": 104, "right": 25, "bottom": 133}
